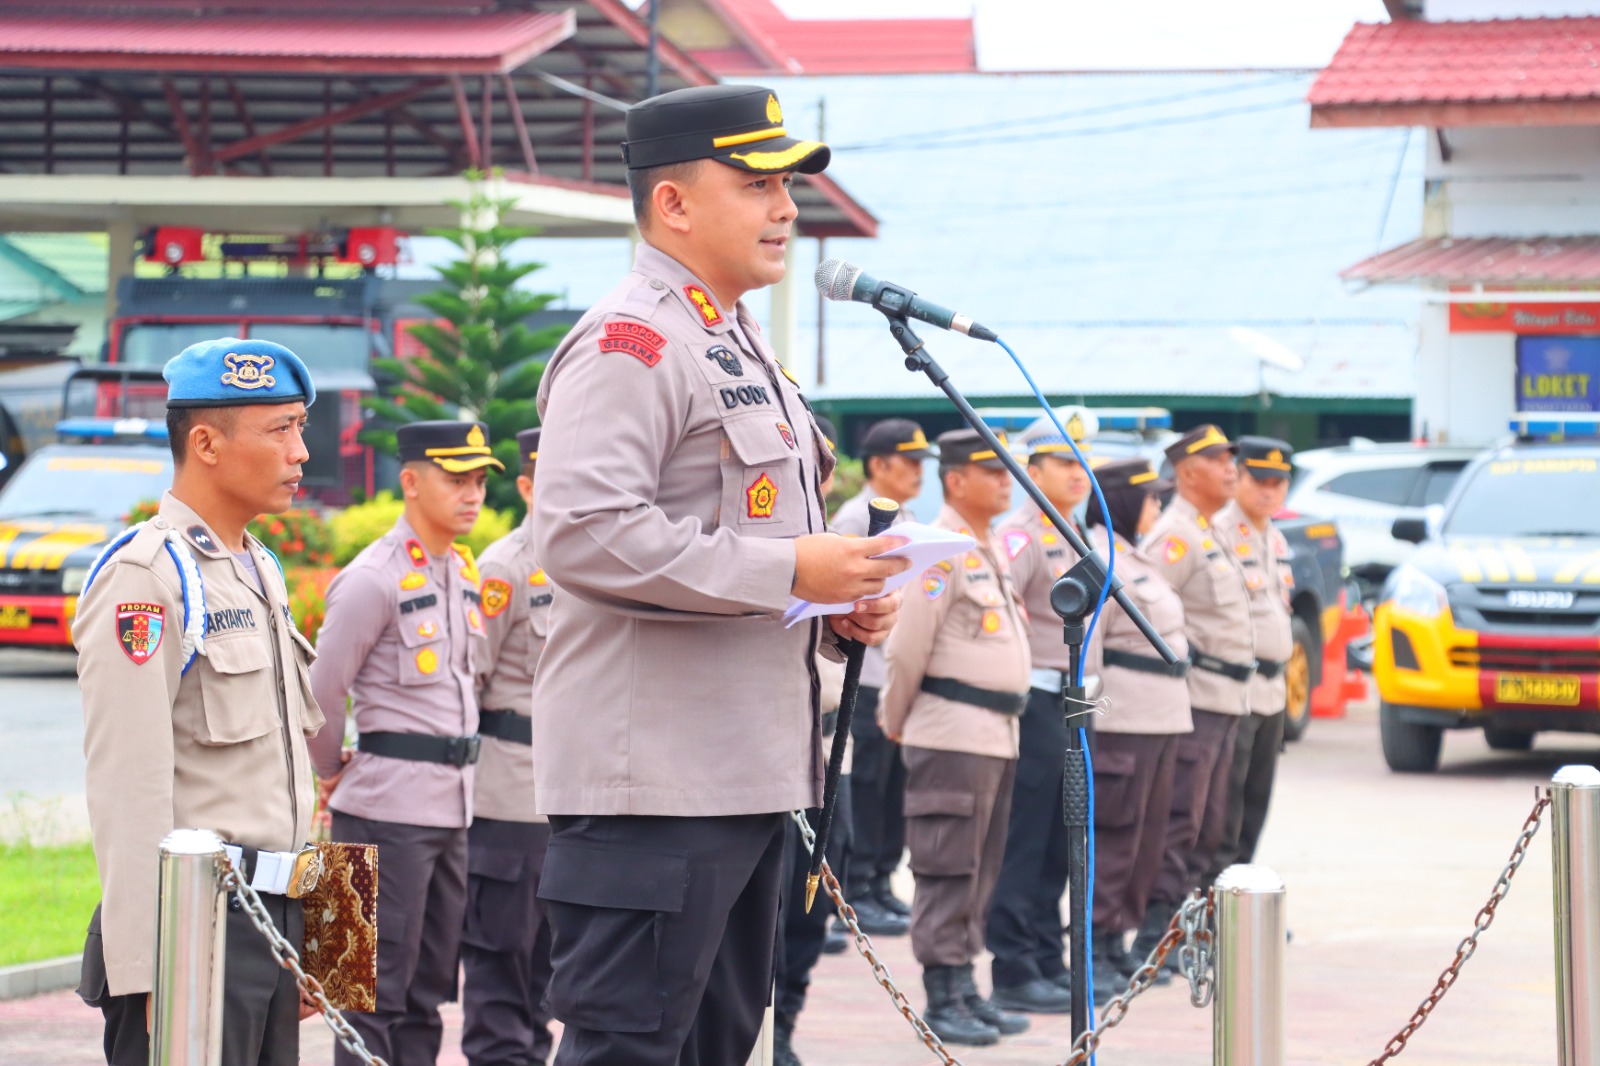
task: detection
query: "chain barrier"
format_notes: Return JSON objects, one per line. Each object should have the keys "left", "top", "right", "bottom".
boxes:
{"left": 790, "top": 811, "right": 1215, "bottom": 1066}
{"left": 1366, "top": 787, "right": 1552, "bottom": 1066}
{"left": 219, "top": 858, "right": 390, "bottom": 1066}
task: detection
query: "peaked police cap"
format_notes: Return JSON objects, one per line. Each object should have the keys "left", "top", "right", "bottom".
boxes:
{"left": 623, "top": 85, "right": 830, "bottom": 174}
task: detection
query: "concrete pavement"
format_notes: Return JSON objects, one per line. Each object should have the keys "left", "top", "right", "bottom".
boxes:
{"left": 1, "top": 698, "right": 1596, "bottom": 1064}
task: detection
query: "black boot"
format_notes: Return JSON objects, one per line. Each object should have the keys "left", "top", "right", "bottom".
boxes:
{"left": 955, "top": 963, "right": 1028, "bottom": 1035}
{"left": 873, "top": 872, "right": 912, "bottom": 917}
{"left": 773, "top": 1022, "right": 802, "bottom": 1066}
{"left": 1092, "top": 933, "right": 1128, "bottom": 1007}
{"left": 922, "top": 966, "right": 1000, "bottom": 1047}
{"left": 991, "top": 973, "right": 1071, "bottom": 1014}
{"left": 844, "top": 895, "right": 909, "bottom": 936}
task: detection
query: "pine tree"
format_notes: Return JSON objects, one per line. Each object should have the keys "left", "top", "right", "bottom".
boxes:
{"left": 363, "top": 171, "right": 569, "bottom": 515}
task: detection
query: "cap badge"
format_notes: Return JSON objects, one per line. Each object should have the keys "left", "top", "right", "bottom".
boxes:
{"left": 1267, "top": 448, "right": 1283, "bottom": 464}
{"left": 220, "top": 351, "right": 276, "bottom": 391}
{"left": 684, "top": 286, "right": 724, "bottom": 327}
{"left": 1066, "top": 412, "right": 1086, "bottom": 441}
{"left": 895, "top": 429, "right": 930, "bottom": 451}
{"left": 705, "top": 345, "right": 743, "bottom": 376}
{"left": 466, "top": 425, "right": 486, "bottom": 449}
{"left": 482, "top": 578, "right": 512, "bottom": 619}
{"left": 116, "top": 602, "right": 164, "bottom": 665}
{"left": 746, "top": 473, "right": 778, "bottom": 518}
{"left": 1186, "top": 425, "right": 1230, "bottom": 454}
{"left": 776, "top": 422, "right": 796, "bottom": 450}
{"left": 766, "top": 93, "right": 783, "bottom": 124}
{"left": 399, "top": 571, "right": 427, "bottom": 591}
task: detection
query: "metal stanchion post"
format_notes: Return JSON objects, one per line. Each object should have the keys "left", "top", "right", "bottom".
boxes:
{"left": 744, "top": 996, "right": 775, "bottom": 1066}
{"left": 1213, "top": 864, "right": 1286, "bottom": 1066}
{"left": 1552, "top": 764, "right": 1600, "bottom": 1066}
{"left": 150, "top": 828, "right": 228, "bottom": 1066}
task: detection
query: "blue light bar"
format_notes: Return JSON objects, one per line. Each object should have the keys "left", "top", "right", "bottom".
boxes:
{"left": 1508, "top": 413, "right": 1600, "bottom": 440}
{"left": 1093, "top": 407, "right": 1173, "bottom": 431}
{"left": 56, "top": 417, "right": 170, "bottom": 441}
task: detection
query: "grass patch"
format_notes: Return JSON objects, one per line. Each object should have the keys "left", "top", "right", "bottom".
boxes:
{"left": 0, "top": 841, "right": 98, "bottom": 966}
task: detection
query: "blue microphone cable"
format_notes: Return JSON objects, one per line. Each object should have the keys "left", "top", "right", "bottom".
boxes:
{"left": 996, "top": 337, "right": 1111, "bottom": 1057}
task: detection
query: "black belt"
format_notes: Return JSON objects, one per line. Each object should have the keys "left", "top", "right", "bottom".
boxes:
{"left": 478, "top": 710, "right": 533, "bottom": 746}
{"left": 920, "top": 676, "right": 1028, "bottom": 716}
{"left": 1255, "top": 658, "right": 1286, "bottom": 680}
{"left": 1103, "top": 648, "right": 1191, "bottom": 678}
{"left": 1190, "top": 653, "right": 1257, "bottom": 683}
{"left": 360, "top": 731, "right": 481, "bottom": 767}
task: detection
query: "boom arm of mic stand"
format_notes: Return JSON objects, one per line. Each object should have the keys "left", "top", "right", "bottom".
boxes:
{"left": 881, "top": 315, "right": 1179, "bottom": 665}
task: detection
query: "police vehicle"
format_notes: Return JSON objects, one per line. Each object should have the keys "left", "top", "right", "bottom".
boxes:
{"left": 0, "top": 419, "right": 172, "bottom": 648}
{"left": 1373, "top": 416, "right": 1600, "bottom": 772}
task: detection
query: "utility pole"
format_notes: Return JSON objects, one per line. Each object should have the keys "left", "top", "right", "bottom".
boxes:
{"left": 815, "top": 96, "right": 828, "bottom": 385}
{"left": 646, "top": 0, "right": 661, "bottom": 99}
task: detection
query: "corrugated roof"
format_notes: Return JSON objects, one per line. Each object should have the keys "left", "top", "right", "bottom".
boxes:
{"left": 0, "top": 10, "right": 576, "bottom": 74}
{"left": 1342, "top": 236, "right": 1600, "bottom": 285}
{"left": 691, "top": 0, "right": 976, "bottom": 75}
{"left": 4, "top": 234, "right": 109, "bottom": 295}
{"left": 1310, "top": 17, "right": 1600, "bottom": 119}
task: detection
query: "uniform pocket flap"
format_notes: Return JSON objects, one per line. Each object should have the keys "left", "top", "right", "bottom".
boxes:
{"left": 538, "top": 840, "right": 688, "bottom": 913}
{"left": 203, "top": 634, "right": 272, "bottom": 675}
{"left": 467, "top": 845, "right": 526, "bottom": 883}
{"left": 1093, "top": 747, "right": 1139, "bottom": 778}
{"left": 723, "top": 414, "right": 796, "bottom": 466}
{"left": 904, "top": 789, "right": 976, "bottom": 818}
{"left": 397, "top": 615, "right": 445, "bottom": 648}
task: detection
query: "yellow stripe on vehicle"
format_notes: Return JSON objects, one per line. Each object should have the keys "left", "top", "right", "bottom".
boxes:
{"left": 1476, "top": 547, "right": 1511, "bottom": 583}
{"left": 1501, "top": 542, "right": 1538, "bottom": 583}
{"left": 1450, "top": 547, "right": 1484, "bottom": 583}
{"left": 1555, "top": 552, "right": 1600, "bottom": 584}
{"left": 11, "top": 530, "right": 104, "bottom": 570}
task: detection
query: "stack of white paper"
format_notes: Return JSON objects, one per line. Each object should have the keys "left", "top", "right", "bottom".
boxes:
{"left": 783, "top": 523, "right": 978, "bottom": 628}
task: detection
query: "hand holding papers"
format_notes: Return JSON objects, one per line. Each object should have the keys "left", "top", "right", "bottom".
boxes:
{"left": 784, "top": 523, "right": 976, "bottom": 627}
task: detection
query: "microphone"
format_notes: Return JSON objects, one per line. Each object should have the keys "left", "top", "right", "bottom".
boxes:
{"left": 814, "top": 259, "right": 998, "bottom": 342}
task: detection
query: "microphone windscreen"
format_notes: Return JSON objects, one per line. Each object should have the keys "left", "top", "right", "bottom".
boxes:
{"left": 814, "top": 258, "right": 860, "bottom": 302}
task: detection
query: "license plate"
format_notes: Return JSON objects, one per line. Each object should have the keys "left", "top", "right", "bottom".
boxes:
{"left": 1495, "top": 673, "right": 1581, "bottom": 707}
{"left": 0, "top": 605, "right": 31, "bottom": 629}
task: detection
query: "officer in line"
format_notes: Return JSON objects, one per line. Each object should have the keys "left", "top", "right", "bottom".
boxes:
{"left": 75, "top": 337, "right": 322, "bottom": 1065}
{"left": 1082, "top": 458, "right": 1191, "bottom": 1003}
{"left": 1131, "top": 424, "right": 1255, "bottom": 965}
{"left": 461, "top": 427, "right": 557, "bottom": 1066}
{"left": 835, "top": 416, "right": 933, "bottom": 936}
{"left": 529, "top": 84, "right": 905, "bottom": 1066}
{"left": 882, "top": 428, "right": 1032, "bottom": 1048}
{"left": 1208, "top": 436, "right": 1296, "bottom": 881}
{"left": 982, "top": 412, "right": 1098, "bottom": 1014}
{"left": 310, "top": 420, "right": 503, "bottom": 1066}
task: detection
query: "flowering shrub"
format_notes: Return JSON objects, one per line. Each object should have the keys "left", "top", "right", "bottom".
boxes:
{"left": 330, "top": 491, "right": 512, "bottom": 566}
{"left": 121, "top": 501, "right": 334, "bottom": 569}
{"left": 285, "top": 566, "right": 338, "bottom": 643}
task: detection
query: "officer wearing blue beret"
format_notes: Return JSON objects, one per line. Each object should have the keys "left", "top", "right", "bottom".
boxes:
{"left": 75, "top": 337, "right": 323, "bottom": 1065}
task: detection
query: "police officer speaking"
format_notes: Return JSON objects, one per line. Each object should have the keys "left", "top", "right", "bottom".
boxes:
{"left": 460, "top": 427, "right": 558, "bottom": 1066}
{"left": 75, "top": 337, "right": 323, "bottom": 1065}
{"left": 310, "top": 419, "right": 503, "bottom": 1066}
{"left": 529, "top": 84, "right": 906, "bottom": 1065}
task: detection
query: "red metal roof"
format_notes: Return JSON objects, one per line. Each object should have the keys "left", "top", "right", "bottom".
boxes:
{"left": 1310, "top": 17, "right": 1600, "bottom": 126}
{"left": 690, "top": 0, "right": 975, "bottom": 75}
{"left": 0, "top": 10, "right": 576, "bottom": 74}
{"left": 1342, "top": 236, "right": 1600, "bottom": 285}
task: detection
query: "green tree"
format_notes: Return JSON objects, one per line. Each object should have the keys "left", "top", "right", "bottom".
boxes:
{"left": 363, "top": 171, "right": 570, "bottom": 516}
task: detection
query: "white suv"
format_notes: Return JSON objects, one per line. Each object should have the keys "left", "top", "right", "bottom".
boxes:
{"left": 1286, "top": 441, "right": 1481, "bottom": 595}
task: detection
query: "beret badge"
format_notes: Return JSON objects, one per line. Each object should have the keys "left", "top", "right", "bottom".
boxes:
{"left": 220, "top": 351, "right": 277, "bottom": 391}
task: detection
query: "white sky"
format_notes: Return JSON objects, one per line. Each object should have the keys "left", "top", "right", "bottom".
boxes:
{"left": 771, "top": 0, "right": 1391, "bottom": 71}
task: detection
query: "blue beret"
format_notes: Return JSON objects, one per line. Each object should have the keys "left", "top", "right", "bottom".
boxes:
{"left": 163, "top": 337, "right": 316, "bottom": 409}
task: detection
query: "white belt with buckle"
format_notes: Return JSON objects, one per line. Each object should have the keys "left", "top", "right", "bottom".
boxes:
{"left": 223, "top": 845, "right": 305, "bottom": 896}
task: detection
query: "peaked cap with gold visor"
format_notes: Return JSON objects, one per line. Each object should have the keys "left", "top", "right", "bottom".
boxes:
{"left": 622, "top": 84, "right": 830, "bottom": 175}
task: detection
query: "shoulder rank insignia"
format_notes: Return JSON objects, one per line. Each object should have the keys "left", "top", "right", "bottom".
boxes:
{"left": 599, "top": 335, "right": 662, "bottom": 369}
{"left": 684, "top": 285, "right": 723, "bottom": 327}
{"left": 746, "top": 473, "right": 777, "bottom": 518}
{"left": 530, "top": 569, "right": 548, "bottom": 586}
{"left": 400, "top": 571, "right": 427, "bottom": 591}
{"left": 923, "top": 571, "right": 947, "bottom": 600}
{"left": 116, "top": 602, "right": 164, "bottom": 665}
{"left": 705, "top": 344, "right": 743, "bottom": 376}
{"left": 1003, "top": 530, "right": 1031, "bottom": 561}
{"left": 405, "top": 539, "right": 428, "bottom": 569}
{"left": 482, "top": 578, "right": 512, "bottom": 619}
{"left": 1163, "top": 537, "right": 1187, "bottom": 564}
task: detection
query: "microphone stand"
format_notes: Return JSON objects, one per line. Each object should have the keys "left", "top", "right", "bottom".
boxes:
{"left": 881, "top": 314, "right": 1178, "bottom": 1044}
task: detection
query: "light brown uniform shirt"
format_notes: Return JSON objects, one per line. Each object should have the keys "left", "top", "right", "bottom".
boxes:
{"left": 309, "top": 514, "right": 481, "bottom": 828}
{"left": 830, "top": 485, "right": 915, "bottom": 691}
{"left": 472, "top": 509, "right": 552, "bottom": 823}
{"left": 530, "top": 242, "right": 836, "bottom": 817}
{"left": 881, "top": 505, "right": 1031, "bottom": 760}
{"left": 1215, "top": 501, "right": 1295, "bottom": 716}
{"left": 1143, "top": 493, "right": 1254, "bottom": 716}
{"left": 1092, "top": 526, "right": 1193, "bottom": 736}
{"left": 996, "top": 499, "right": 1103, "bottom": 679}
{"left": 76, "top": 492, "right": 321, "bottom": 995}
